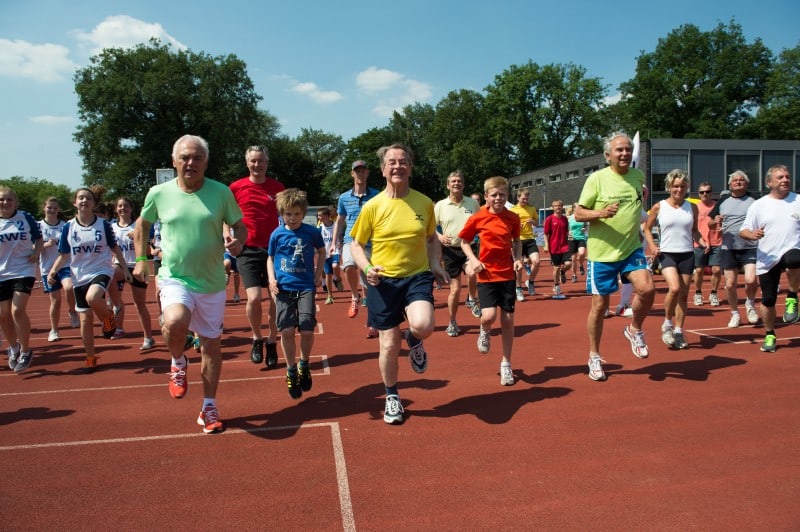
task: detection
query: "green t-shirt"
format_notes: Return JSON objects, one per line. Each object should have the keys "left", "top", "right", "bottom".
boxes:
{"left": 578, "top": 166, "right": 645, "bottom": 262}
{"left": 140, "top": 178, "right": 243, "bottom": 293}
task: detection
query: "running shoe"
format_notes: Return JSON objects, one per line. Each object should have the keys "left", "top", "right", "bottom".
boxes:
{"left": 405, "top": 330, "right": 427, "bottom": 373}
{"left": 672, "top": 332, "right": 689, "bottom": 349}
{"left": 745, "top": 303, "right": 759, "bottom": 324}
{"left": 621, "top": 307, "right": 634, "bottom": 317}
{"left": 192, "top": 335, "right": 201, "bottom": 353}
{"left": 552, "top": 285, "right": 566, "bottom": 300}
{"left": 500, "top": 365, "right": 514, "bottom": 386}
{"left": 661, "top": 322, "right": 675, "bottom": 346}
{"left": 560, "top": 270, "right": 567, "bottom": 284}
{"left": 197, "top": 404, "right": 224, "bottom": 434}
{"left": 233, "top": 294, "right": 241, "bottom": 303}
{"left": 526, "top": 279, "right": 535, "bottom": 296}
{"left": 760, "top": 334, "right": 777, "bottom": 353}
{"left": 14, "top": 350, "right": 32, "bottom": 373}
{"left": 334, "top": 279, "right": 344, "bottom": 292}
{"left": 140, "top": 338, "right": 155, "bottom": 351}
{"left": 83, "top": 355, "right": 98, "bottom": 373}
{"left": 287, "top": 370, "right": 302, "bottom": 399}
{"left": 184, "top": 334, "right": 195, "bottom": 351}
{"left": 325, "top": 295, "right": 334, "bottom": 305}
{"left": 446, "top": 321, "right": 460, "bottom": 337}
{"left": 69, "top": 311, "right": 80, "bottom": 328}
{"left": 477, "top": 327, "right": 490, "bottom": 354}
{"left": 101, "top": 314, "right": 116, "bottom": 339}
{"left": 111, "top": 328, "right": 125, "bottom": 340}
{"left": 347, "top": 299, "right": 359, "bottom": 318}
{"left": 169, "top": 358, "right": 188, "bottom": 399}
{"left": 48, "top": 330, "right": 59, "bottom": 342}
{"left": 588, "top": 355, "right": 606, "bottom": 381}
{"left": 624, "top": 326, "right": 650, "bottom": 359}
{"left": 727, "top": 313, "right": 741, "bottom": 328}
{"left": 384, "top": 394, "right": 404, "bottom": 425}
{"left": 579, "top": 265, "right": 585, "bottom": 275}
{"left": 467, "top": 299, "right": 482, "bottom": 318}
{"left": 7, "top": 342, "right": 20, "bottom": 370}
{"left": 515, "top": 287, "right": 525, "bottom": 302}
{"left": 265, "top": 341, "right": 279, "bottom": 368}
{"left": 250, "top": 339, "right": 264, "bottom": 364}
{"left": 361, "top": 297, "right": 368, "bottom": 307}
{"left": 366, "top": 327, "right": 379, "bottom": 339}
{"left": 693, "top": 292, "right": 703, "bottom": 306}
{"left": 571, "top": 275, "right": 578, "bottom": 283}
{"left": 783, "top": 297, "right": 798, "bottom": 323}
{"left": 709, "top": 292, "right": 720, "bottom": 306}
{"left": 298, "top": 362, "right": 312, "bottom": 392}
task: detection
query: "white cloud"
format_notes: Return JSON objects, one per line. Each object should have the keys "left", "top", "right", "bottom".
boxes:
{"left": 603, "top": 92, "right": 623, "bottom": 106}
{"left": 72, "top": 15, "right": 187, "bottom": 55}
{"left": 356, "top": 67, "right": 433, "bottom": 118}
{"left": 290, "top": 81, "right": 343, "bottom": 104}
{"left": 30, "top": 115, "right": 74, "bottom": 125}
{"left": 0, "top": 39, "right": 77, "bottom": 83}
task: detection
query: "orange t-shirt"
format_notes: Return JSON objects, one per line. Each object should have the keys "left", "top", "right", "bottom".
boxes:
{"left": 459, "top": 206, "right": 520, "bottom": 282}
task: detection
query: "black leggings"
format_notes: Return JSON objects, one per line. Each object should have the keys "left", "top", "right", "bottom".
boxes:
{"left": 758, "top": 249, "right": 800, "bottom": 307}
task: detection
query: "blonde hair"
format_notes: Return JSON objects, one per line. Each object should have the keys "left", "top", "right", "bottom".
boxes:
{"left": 483, "top": 176, "right": 508, "bottom": 193}
{"left": 664, "top": 169, "right": 690, "bottom": 191}
{"left": 275, "top": 188, "right": 309, "bottom": 215}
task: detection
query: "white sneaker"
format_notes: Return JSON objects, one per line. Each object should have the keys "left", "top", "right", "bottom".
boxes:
{"left": 621, "top": 307, "right": 633, "bottom": 317}
{"left": 233, "top": 294, "right": 241, "bottom": 303}
{"left": 625, "top": 326, "right": 650, "bottom": 359}
{"left": 384, "top": 395, "right": 404, "bottom": 424}
{"left": 552, "top": 285, "right": 566, "bottom": 299}
{"left": 709, "top": 293, "right": 720, "bottom": 306}
{"left": 661, "top": 322, "right": 675, "bottom": 346}
{"left": 500, "top": 365, "right": 514, "bottom": 386}
{"left": 693, "top": 293, "right": 703, "bottom": 306}
{"left": 515, "top": 287, "right": 525, "bottom": 302}
{"left": 47, "top": 330, "right": 59, "bottom": 342}
{"left": 477, "top": 327, "right": 490, "bottom": 354}
{"left": 745, "top": 303, "right": 759, "bottom": 324}
{"left": 140, "top": 337, "right": 155, "bottom": 351}
{"left": 69, "top": 311, "right": 80, "bottom": 328}
{"left": 727, "top": 313, "right": 741, "bottom": 328}
{"left": 588, "top": 355, "right": 606, "bottom": 381}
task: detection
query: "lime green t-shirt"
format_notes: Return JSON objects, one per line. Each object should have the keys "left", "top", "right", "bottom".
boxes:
{"left": 350, "top": 189, "right": 436, "bottom": 279}
{"left": 578, "top": 166, "right": 645, "bottom": 262}
{"left": 140, "top": 178, "right": 243, "bottom": 293}
{"left": 509, "top": 204, "right": 538, "bottom": 240}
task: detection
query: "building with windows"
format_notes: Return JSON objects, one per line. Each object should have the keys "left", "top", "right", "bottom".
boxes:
{"left": 509, "top": 139, "right": 800, "bottom": 209}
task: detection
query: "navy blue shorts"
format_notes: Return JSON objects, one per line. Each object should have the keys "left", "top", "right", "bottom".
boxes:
{"left": 366, "top": 271, "right": 434, "bottom": 330}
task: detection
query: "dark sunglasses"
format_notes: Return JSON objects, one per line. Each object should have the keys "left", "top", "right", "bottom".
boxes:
{"left": 698, "top": 190, "right": 712, "bottom": 195}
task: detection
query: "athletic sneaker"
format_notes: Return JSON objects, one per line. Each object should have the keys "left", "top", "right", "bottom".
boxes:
{"left": 672, "top": 332, "right": 689, "bottom": 349}
{"left": 760, "top": 334, "right": 777, "bottom": 353}
{"left": 48, "top": 330, "right": 59, "bottom": 342}
{"left": 526, "top": 279, "right": 535, "bottom": 296}
{"left": 467, "top": 299, "right": 482, "bottom": 318}
{"left": 250, "top": 339, "right": 264, "bottom": 364}
{"left": 560, "top": 270, "right": 567, "bottom": 284}
{"left": 140, "top": 338, "right": 155, "bottom": 351}
{"left": 515, "top": 287, "right": 525, "bottom": 302}
{"left": 347, "top": 299, "right": 359, "bottom": 318}
{"left": 101, "top": 314, "right": 116, "bottom": 339}
{"left": 197, "top": 404, "right": 224, "bottom": 434}
{"left": 588, "top": 355, "right": 606, "bottom": 381}
{"left": 745, "top": 303, "right": 759, "bottom": 324}
{"left": 183, "top": 334, "right": 195, "bottom": 351}
{"left": 405, "top": 330, "right": 427, "bottom": 373}
{"left": 500, "top": 365, "right": 514, "bottom": 386}
{"left": 265, "top": 341, "right": 278, "bottom": 368}
{"left": 7, "top": 342, "right": 20, "bottom": 370}
{"left": 325, "top": 295, "right": 334, "bottom": 305}
{"left": 727, "top": 313, "right": 741, "bottom": 328}
{"left": 384, "top": 394, "right": 404, "bottom": 425}
{"left": 111, "top": 328, "right": 125, "bottom": 340}
{"left": 192, "top": 336, "right": 201, "bottom": 353}
{"left": 334, "top": 279, "right": 344, "bottom": 292}
{"left": 286, "top": 370, "right": 302, "bottom": 399}
{"left": 361, "top": 297, "right": 368, "bottom": 307}
{"left": 783, "top": 297, "right": 798, "bottom": 323}
{"left": 14, "top": 350, "right": 32, "bottom": 373}
{"left": 83, "top": 355, "right": 98, "bottom": 372}
{"left": 169, "top": 358, "right": 188, "bottom": 399}
{"left": 693, "top": 292, "right": 703, "bottom": 306}
{"left": 571, "top": 275, "right": 578, "bottom": 283}
{"left": 477, "top": 327, "right": 490, "bottom": 354}
{"left": 624, "top": 326, "right": 650, "bottom": 359}
{"left": 552, "top": 285, "right": 566, "bottom": 299}
{"left": 446, "top": 321, "right": 460, "bottom": 337}
{"left": 69, "top": 311, "right": 80, "bottom": 328}
{"left": 366, "top": 327, "right": 379, "bottom": 339}
{"left": 579, "top": 265, "right": 585, "bottom": 275}
{"left": 298, "top": 363, "right": 312, "bottom": 392}
{"left": 709, "top": 292, "right": 720, "bottom": 306}
{"left": 621, "top": 307, "right": 634, "bottom": 317}
{"left": 661, "top": 322, "right": 675, "bottom": 346}
{"left": 233, "top": 294, "right": 241, "bottom": 303}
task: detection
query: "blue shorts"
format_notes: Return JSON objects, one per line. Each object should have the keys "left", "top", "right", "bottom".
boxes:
{"left": 41, "top": 267, "right": 71, "bottom": 293}
{"left": 223, "top": 251, "right": 238, "bottom": 272}
{"left": 366, "top": 271, "right": 434, "bottom": 330}
{"left": 586, "top": 248, "right": 648, "bottom": 296}
{"left": 324, "top": 255, "right": 340, "bottom": 275}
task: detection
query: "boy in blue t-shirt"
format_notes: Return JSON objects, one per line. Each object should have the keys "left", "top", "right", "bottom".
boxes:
{"left": 267, "top": 188, "right": 325, "bottom": 399}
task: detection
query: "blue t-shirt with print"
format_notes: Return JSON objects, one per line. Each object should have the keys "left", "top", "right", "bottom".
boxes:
{"left": 268, "top": 223, "right": 324, "bottom": 291}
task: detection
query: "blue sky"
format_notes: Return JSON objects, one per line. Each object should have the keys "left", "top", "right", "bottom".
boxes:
{"left": 1, "top": 0, "right": 798, "bottom": 190}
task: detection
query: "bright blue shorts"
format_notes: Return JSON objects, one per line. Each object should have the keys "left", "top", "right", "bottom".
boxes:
{"left": 586, "top": 248, "right": 648, "bottom": 296}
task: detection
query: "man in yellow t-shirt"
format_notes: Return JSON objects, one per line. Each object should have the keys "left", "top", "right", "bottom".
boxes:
{"left": 509, "top": 188, "right": 540, "bottom": 298}
{"left": 351, "top": 143, "right": 449, "bottom": 425}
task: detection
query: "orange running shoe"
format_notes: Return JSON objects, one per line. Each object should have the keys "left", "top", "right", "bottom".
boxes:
{"left": 101, "top": 314, "right": 116, "bottom": 339}
{"left": 82, "top": 355, "right": 98, "bottom": 373}
{"left": 197, "top": 404, "right": 223, "bottom": 434}
{"left": 347, "top": 299, "right": 359, "bottom": 318}
{"left": 169, "top": 358, "right": 188, "bottom": 399}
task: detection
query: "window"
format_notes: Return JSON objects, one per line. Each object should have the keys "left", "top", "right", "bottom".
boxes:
{"left": 690, "top": 150, "right": 724, "bottom": 193}
{"left": 584, "top": 165, "right": 599, "bottom": 176}
{"left": 566, "top": 170, "right": 580, "bottom": 180}
{"left": 549, "top": 174, "right": 562, "bottom": 183}
{"left": 652, "top": 151, "right": 689, "bottom": 188}
{"left": 534, "top": 177, "right": 544, "bottom": 186}
{"left": 726, "top": 152, "right": 760, "bottom": 192}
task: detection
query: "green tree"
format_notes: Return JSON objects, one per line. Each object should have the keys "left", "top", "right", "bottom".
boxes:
{"left": 484, "top": 61, "right": 607, "bottom": 174}
{"left": 0, "top": 176, "right": 73, "bottom": 218}
{"left": 388, "top": 104, "right": 440, "bottom": 198}
{"left": 322, "top": 127, "right": 395, "bottom": 202}
{"left": 74, "top": 39, "right": 269, "bottom": 205}
{"left": 745, "top": 43, "right": 800, "bottom": 139}
{"left": 294, "top": 128, "right": 345, "bottom": 203}
{"left": 614, "top": 21, "right": 772, "bottom": 138}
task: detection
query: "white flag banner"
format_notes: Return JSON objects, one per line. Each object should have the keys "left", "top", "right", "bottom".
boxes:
{"left": 631, "top": 131, "right": 640, "bottom": 168}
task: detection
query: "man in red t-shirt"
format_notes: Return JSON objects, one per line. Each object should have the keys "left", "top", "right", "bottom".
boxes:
{"left": 229, "top": 145, "right": 285, "bottom": 368}
{"left": 543, "top": 200, "right": 572, "bottom": 299}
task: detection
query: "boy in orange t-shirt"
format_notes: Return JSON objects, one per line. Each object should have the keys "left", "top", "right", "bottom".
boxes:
{"left": 459, "top": 176, "right": 523, "bottom": 386}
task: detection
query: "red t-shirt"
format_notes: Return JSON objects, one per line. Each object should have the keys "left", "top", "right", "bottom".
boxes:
{"left": 459, "top": 206, "right": 520, "bottom": 282}
{"left": 543, "top": 214, "right": 569, "bottom": 254}
{"left": 229, "top": 176, "right": 285, "bottom": 248}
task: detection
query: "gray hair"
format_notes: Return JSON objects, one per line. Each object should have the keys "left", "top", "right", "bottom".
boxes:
{"left": 728, "top": 169, "right": 749, "bottom": 185}
{"left": 172, "top": 135, "right": 209, "bottom": 159}
{"left": 603, "top": 131, "right": 632, "bottom": 155}
{"left": 376, "top": 143, "right": 413, "bottom": 170}
{"left": 245, "top": 144, "right": 269, "bottom": 160}
{"left": 766, "top": 164, "right": 790, "bottom": 184}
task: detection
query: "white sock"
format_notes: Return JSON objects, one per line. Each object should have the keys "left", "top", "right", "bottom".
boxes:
{"left": 203, "top": 398, "right": 216, "bottom": 408}
{"left": 171, "top": 355, "right": 187, "bottom": 368}
{"left": 663, "top": 319, "right": 673, "bottom": 327}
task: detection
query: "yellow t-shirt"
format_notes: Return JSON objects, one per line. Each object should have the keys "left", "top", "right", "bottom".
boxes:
{"left": 509, "top": 204, "right": 538, "bottom": 240}
{"left": 350, "top": 189, "right": 436, "bottom": 278}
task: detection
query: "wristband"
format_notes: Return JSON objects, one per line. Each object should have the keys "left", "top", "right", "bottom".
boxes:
{"left": 365, "top": 264, "right": 373, "bottom": 275}
{"left": 135, "top": 256, "right": 149, "bottom": 262}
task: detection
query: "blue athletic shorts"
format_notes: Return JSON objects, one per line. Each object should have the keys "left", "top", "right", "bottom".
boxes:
{"left": 586, "top": 248, "right": 648, "bottom": 296}
{"left": 366, "top": 271, "right": 434, "bottom": 330}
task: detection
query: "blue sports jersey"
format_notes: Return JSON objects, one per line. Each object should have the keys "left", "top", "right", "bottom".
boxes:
{"left": 268, "top": 223, "right": 324, "bottom": 291}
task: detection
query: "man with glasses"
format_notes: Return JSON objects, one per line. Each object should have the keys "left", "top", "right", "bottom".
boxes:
{"left": 229, "top": 145, "right": 284, "bottom": 368}
{"left": 692, "top": 183, "right": 722, "bottom": 307}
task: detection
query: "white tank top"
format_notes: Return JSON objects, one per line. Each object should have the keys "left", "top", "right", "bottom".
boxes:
{"left": 657, "top": 200, "right": 694, "bottom": 253}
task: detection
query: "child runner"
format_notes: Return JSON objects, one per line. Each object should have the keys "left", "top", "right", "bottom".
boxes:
{"left": 267, "top": 188, "right": 325, "bottom": 399}
{"left": 39, "top": 197, "right": 79, "bottom": 342}
{"left": 543, "top": 200, "right": 572, "bottom": 299}
{"left": 0, "top": 186, "right": 43, "bottom": 373}
{"left": 317, "top": 206, "right": 342, "bottom": 305}
{"left": 48, "top": 188, "right": 131, "bottom": 371}
{"left": 459, "top": 176, "right": 523, "bottom": 386}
